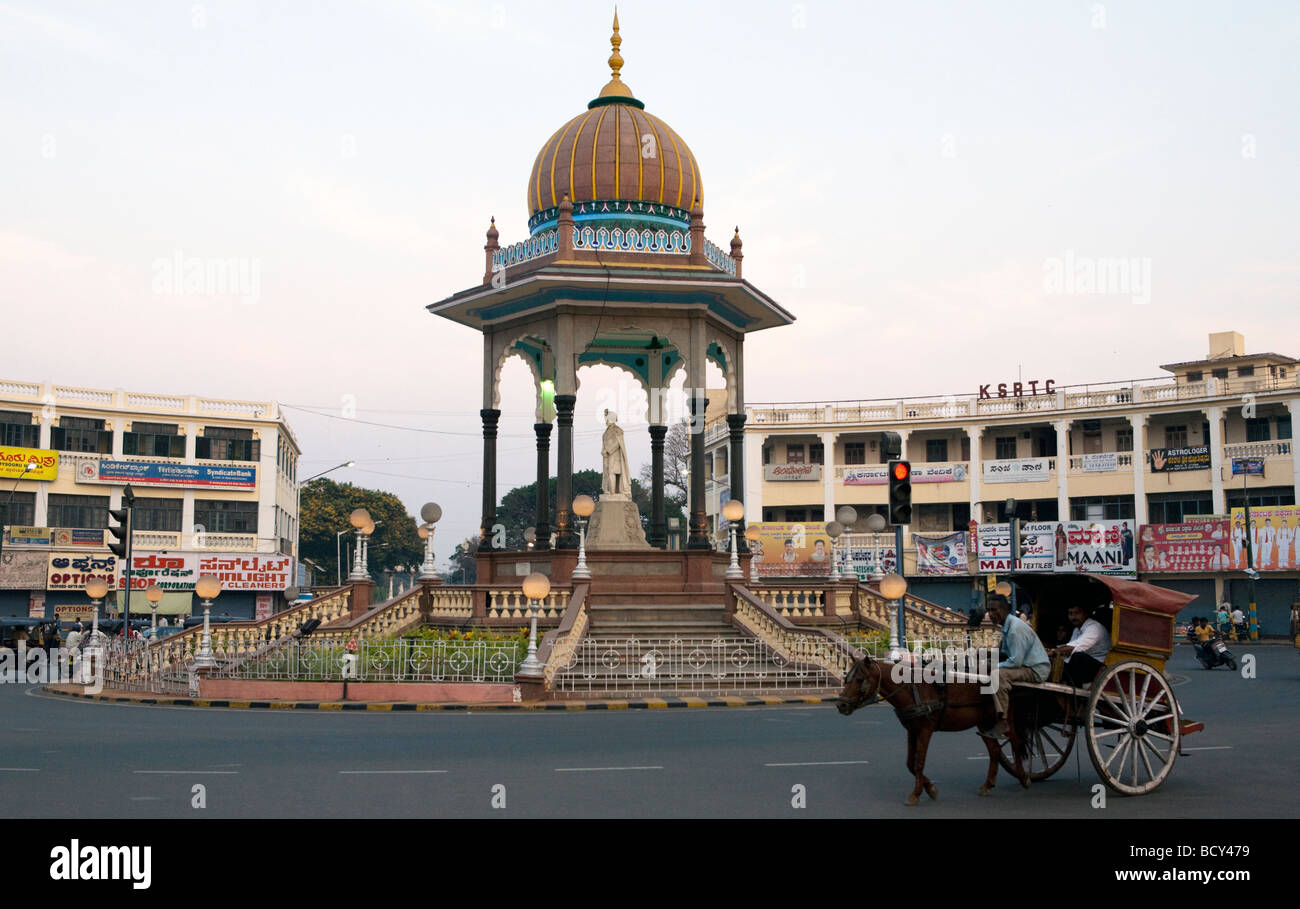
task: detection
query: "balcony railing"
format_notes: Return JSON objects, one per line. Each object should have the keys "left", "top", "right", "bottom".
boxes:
{"left": 748, "top": 373, "right": 1299, "bottom": 427}
{"left": 1223, "top": 440, "right": 1293, "bottom": 460}
{"left": 1067, "top": 453, "right": 1135, "bottom": 472}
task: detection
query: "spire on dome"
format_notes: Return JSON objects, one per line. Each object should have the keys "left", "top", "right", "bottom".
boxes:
{"left": 591, "top": 9, "right": 640, "bottom": 107}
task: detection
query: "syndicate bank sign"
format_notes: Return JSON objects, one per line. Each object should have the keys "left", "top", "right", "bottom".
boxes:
{"left": 764, "top": 464, "right": 822, "bottom": 482}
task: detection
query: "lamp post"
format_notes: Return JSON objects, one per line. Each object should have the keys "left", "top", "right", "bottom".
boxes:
{"left": 193, "top": 574, "right": 221, "bottom": 669}
{"left": 745, "top": 524, "right": 761, "bottom": 584}
{"left": 519, "top": 572, "right": 550, "bottom": 677}
{"left": 833, "top": 506, "right": 858, "bottom": 581}
{"left": 84, "top": 577, "right": 108, "bottom": 642}
{"left": 571, "top": 495, "right": 594, "bottom": 580}
{"left": 145, "top": 583, "right": 163, "bottom": 635}
{"left": 348, "top": 508, "right": 371, "bottom": 580}
{"left": 825, "top": 520, "right": 844, "bottom": 582}
{"left": 880, "top": 572, "right": 908, "bottom": 659}
{"left": 723, "top": 499, "right": 745, "bottom": 579}
{"left": 418, "top": 502, "right": 442, "bottom": 580}
{"left": 295, "top": 460, "right": 354, "bottom": 560}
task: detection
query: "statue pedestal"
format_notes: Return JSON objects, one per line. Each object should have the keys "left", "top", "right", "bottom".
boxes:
{"left": 586, "top": 495, "right": 650, "bottom": 550}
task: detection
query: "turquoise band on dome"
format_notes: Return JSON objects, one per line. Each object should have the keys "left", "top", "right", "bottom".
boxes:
{"left": 587, "top": 95, "right": 645, "bottom": 110}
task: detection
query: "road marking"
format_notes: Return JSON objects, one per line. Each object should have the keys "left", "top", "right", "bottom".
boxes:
{"left": 764, "top": 760, "right": 870, "bottom": 767}
{"left": 130, "top": 796, "right": 161, "bottom": 801}
{"left": 337, "top": 770, "right": 448, "bottom": 774}
{"left": 554, "top": 766, "right": 664, "bottom": 772}
{"left": 0, "top": 767, "right": 40, "bottom": 772}
{"left": 132, "top": 770, "right": 240, "bottom": 775}
{"left": 1182, "top": 746, "right": 1233, "bottom": 752}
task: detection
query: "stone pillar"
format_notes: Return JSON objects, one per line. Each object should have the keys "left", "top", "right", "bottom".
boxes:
{"left": 1130, "top": 414, "right": 1148, "bottom": 525}
{"left": 1207, "top": 406, "right": 1226, "bottom": 514}
{"left": 745, "top": 420, "right": 764, "bottom": 528}
{"left": 1055, "top": 420, "right": 1071, "bottom": 521}
{"left": 480, "top": 409, "right": 501, "bottom": 546}
{"left": 554, "top": 394, "right": 577, "bottom": 549}
{"left": 728, "top": 413, "right": 747, "bottom": 551}
{"left": 1290, "top": 400, "right": 1300, "bottom": 506}
{"left": 821, "top": 431, "right": 836, "bottom": 522}
{"left": 967, "top": 425, "right": 983, "bottom": 522}
{"left": 648, "top": 423, "right": 668, "bottom": 548}
{"left": 533, "top": 422, "right": 552, "bottom": 550}
{"left": 687, "top": 393, "right": 710, "bottom": 549}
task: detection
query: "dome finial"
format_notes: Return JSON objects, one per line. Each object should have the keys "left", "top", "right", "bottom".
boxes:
{"left": 594, "top": 7, "right": 635, "bottom": 102}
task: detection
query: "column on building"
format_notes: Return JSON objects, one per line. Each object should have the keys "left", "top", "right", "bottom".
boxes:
{"left": 480, "top": 333, "right": 500, "bottom": 546}
{"left": 1129, "top": 413, "right": 1148, "bottom": 526}
{"left": 533, "top": 419, "right": 552, "bottom": 550}
{"left": 182, "top": 424, "right": 197, "bottom": 542}
{"left": 35, "top": 407, "right": 52, "bottom": 526}
{"left": 728, "top": 413, "right": 747, "bottom": 551}
{"left": 686, "top": 317, "right": 710, "bottom": 549}
{"left": 967, "top": 425, "right": 982, "bottom": 524}
{"left": 1291, "top": 399, "right": 1300, "bottom": 504}
{"left": 745, "top": 423, "right": 764, "bottom": 529}
{"left": 648, "top": 423, "right": 667, "bottom": 547}
{"left": 1055, "top": 419, "right": 1071, "bottom": 521}
{"left": 553, "top": 312, "right": 577, "bottom": 549}
{"left": 1206, "top": 405, "right": 1226, "bottom": 514}
{"left": 821, "top": 431, "right": 835, "bottom": 524}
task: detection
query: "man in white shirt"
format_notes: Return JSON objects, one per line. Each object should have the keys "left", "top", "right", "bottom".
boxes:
{"left": 1052, "top": 603, "right": 1111, "bottom": 687}
{"left": 1259, "top": 518, "right": 1276, "bottom": 568}
{"left": 1277, "top": 519, "right": 1295, "bottom": 568}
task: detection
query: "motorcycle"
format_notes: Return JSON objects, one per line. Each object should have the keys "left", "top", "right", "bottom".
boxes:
{"left": 1196, "top": 634, "right": 1237, "bottom": 671}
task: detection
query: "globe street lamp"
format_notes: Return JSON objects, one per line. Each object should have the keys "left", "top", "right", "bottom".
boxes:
{"left": 865, "top": 512, "right": 887, "bottom": 577}
{"left": 834, "top": 506, "right": 858, "bottom": 580}
{"left": 825, "top": 520, "right": 844, "bottom": 582}
{"left": 84, "top": 577, "right": 108, "bottom": 642}
{"left": 418, "top": 502, "right": 442, "bottom": 580}
{"left": 880, "top": 571, "right": 908, "bottom": 660}
{"left": 723, "top": 499, "right": 745, "bottom": 579}
{"left": 193, "top": 574, "right": 221, "bottom": 669}
{"left": 348, "top": 508, "right": 372, "bottom": 580}
{"left": 518, "top": 572, "right": 550, "bottom": 677}
{"left": 145, "top": 582, "right": 164, "bottom": 635}
{"left": 745, "top": 524, "right": 761, "bottom": 584}
{"left": 571, "top": 495, "right": 595, "bottom": 580}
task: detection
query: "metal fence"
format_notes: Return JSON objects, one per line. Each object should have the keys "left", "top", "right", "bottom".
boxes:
{"left": 552, "top": 636, "right": 842, "bottom": 696}
{"left": 214, "top": 639, "right": 524, "bottom": 684}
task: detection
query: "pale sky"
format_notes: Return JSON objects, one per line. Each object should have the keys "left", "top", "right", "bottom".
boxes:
{"left": 2, "top": 0, "right": 1297, "bottom": 564}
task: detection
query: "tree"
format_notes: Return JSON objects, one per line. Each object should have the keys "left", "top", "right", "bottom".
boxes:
{"left": 299, "top": 478, "right": 423, "bottom": 584}
{"left": 492, "top": 468, "right": 684, "bottom": 550}
{"left": 639, "top": 420, "right": 691, "bottom": 508}
{"left": 444, "top": 537, "right": 479, "bottom": 584}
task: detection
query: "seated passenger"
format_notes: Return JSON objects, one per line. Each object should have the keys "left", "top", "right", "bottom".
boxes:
{"left": 1052, "top": 603, "right": 1111, "bottom": 687}
{"left": 979, "top": 594, "right": 1050, "bottom": 740}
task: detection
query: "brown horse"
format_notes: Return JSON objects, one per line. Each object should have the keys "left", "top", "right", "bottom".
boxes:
{"left": 838, "top": 655, "right": 1030, "bottom": 805}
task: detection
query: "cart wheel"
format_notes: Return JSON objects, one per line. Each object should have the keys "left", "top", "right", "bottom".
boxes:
{"left": 997, "top": 719, "right": 1076, "bottom": 781}
{"left": 1086, "top": 660, "right": 1180, "bottom": 796}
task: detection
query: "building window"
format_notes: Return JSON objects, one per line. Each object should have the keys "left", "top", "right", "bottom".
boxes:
{"left": 1163, "top": 425, "right": 1188, "bottom": 449}
{"left": 1212, "top": 368, "right": 1228, "bottom": 380}
{"left": 1115, "top": 427, "right": 1133, "bottom": 452}
{"left": 50, "top": 417, "right": 111, "bottom": 454}
{"left": 1245, "top": 418, "right": 1271, "bottom": 443}
{"left": 1278, "top": 416, "right": 1292, "bottom": 440}
{"left": 196, "top": 427, "right": 259, "bottom": 462}
{"left": 1226, "top": 486, "right": 1296, "bottom": 510}
{"left": 786, "top": 444, "right": 805, "bottom": 465}
{"left": 48, "top": 494, "right": 110, "bottom": 529}
{"left": 843, "top": 442, "right": 865, "bottom": 465}
{"left": 785, "top": 509, "right": 806, "bottom": 523}
{"left": 1037, "top": 434, "right": 1057, "bottom": 457}
{"left": 0, "top": 491, "right": 36, "bottom": 527}
{"left": 809, "top": 443, "right": 824, "bottom": 465}
{"left": 123, "top": 422, "right": 184, "bottom": 458}
{"left": 1069, "top": 496, "right": 1135, "bottom": 521}
{"left": 1186, "top": 370, "right": 1203, "bottom": 382}
{"left": 0, "top": 411, "right": 38, "bottom": 448}
{"left": 195, "top": 499, "right": 258, "bottom": 534}
{"left": 1237, "top": 365, "right": 1255, "bottom": 377}
{"left": 926, "top": 438, "right": 948, "bottom": 463}
{"left": 995, "top": 437, "right": 1017, "bottom": 460}
{"left": 762, "top": 445, "right": 771, "bottom": 466}
{"left": 133, "top": 497, "right": 183, "bottom": 532}
{"left": 1147, "top": 493, "right": 1214, "bottom": 524}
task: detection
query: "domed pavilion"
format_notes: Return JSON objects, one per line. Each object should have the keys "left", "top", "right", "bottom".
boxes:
{"left": 429, "top": 13, "right": 793, "bottom": 569}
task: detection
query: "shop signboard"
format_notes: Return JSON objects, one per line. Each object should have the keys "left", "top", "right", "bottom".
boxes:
{"left": 842, "top": 463, "right": 967, "bottom": 485}
{"left": 983, "top": 458, "right": 1051, "bottom": 483}
{"left": 1148, "top": 447, "right": 1211, "bottom": 472}
{"left": 1228, "top": 506, "right": 1299, "bottom": 571}
{"left": 195, "top": 554, "right": 294, "bottom": 590}
{"left": 80, "top": 459, "right": 256, "bottom": 489}
{"left": 749, "top": 523, "right": 832, "bottom": 577}
{"left": 0, "top": 550, "right": 51, "bottom": 589}
{"left": 117, "top": 553, "right": 199, "bottom": 590}
{"left": 1137, "top": 519, "right": 1231, "bottom": 573}
{"left": 0, "top": 446, "right": 59, "bottom": 481}
{"left": 915, "top": 532, "right": 969, "bottom": 575}
{"left": 763, "top": 464, "right": 822, "bottom": 482}
{"left": 47, "top": 552, "right": 117, "bottom": 590}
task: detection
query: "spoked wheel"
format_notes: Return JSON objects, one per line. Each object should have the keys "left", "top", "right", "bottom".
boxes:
{"left": 1086, "top": 660, "right": 1181, "bottom": 796}
{"left": 997, "top": 695, "right": 1077, "bottom": 781}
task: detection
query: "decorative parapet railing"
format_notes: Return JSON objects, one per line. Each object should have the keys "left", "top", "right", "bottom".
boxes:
{"left": 541, "top": 583, "right": 589, "bottom": 687}
{"left": 310, "top": 586, "right": 425, "bottom": 646}
{"left": 492, "top": 229, "right": 559, "bottom": 272}
{"left": 0, "top": 379, "right": 281, "bottom": 421}
{"left": 143, "top": 586, "right": 353, "bottom": 674}
{"left": 731, "top": 586, "right": 857, "bottom": 681}
{"left": 1223, "top": 439, "right": 1292, "bottom": 459}
{"left": 572, "top": 224, "right": 690, "bottom": 255}
{"left": 748, "top": 374, "right": 1300, "bottom": 428}
{"left": 751, "top": 586, "right": 828, "bottom": 618}
{"left": 211, "top": 638, "right": 523, "bottom": 684}
{"left": 487, "top": 587, "right": 571, "bottom": 621}
{"left": 428, "top": 586, "right": 474, "bottom": 619}
{"left": 702, "top": 237, "right": 737, "bottom": 275}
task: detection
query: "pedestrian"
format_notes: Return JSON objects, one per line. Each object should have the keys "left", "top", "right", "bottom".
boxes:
{"left": 1215, "top": 602, "right": 1231, "bottom": 638}
{"left": 1231, "top": 605, "right": 1246, "bottom": 640}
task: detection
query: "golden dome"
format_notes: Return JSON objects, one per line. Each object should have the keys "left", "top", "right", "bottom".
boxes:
{"left": 526, "top": 13, "right": 702, "bottom": 219}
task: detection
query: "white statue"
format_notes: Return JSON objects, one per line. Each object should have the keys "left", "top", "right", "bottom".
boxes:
{"left": 601, "top": 409, "right": 632, "bottom": 496}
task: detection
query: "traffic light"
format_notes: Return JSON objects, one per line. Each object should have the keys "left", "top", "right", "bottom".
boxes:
{"left": 888, "top": 460, "right": 912, "bottom": 525}
{"left": 107, "top": 484, "right": 135, "bottom": 558}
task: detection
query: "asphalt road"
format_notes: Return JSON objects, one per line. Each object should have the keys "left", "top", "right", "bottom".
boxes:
{"left": 3, "top": 644, "right": 1297, "bottom": 819}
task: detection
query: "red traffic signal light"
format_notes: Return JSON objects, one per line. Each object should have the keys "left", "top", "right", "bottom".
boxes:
{"left": 892, "top": 461, "right": 910, "bottom": 481}
{"left": 888, "top": 459, "right": 912, "bottom": 525}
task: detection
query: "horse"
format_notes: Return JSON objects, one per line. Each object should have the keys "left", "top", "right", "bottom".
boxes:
{"left": 837, "top": 654, "right": 1030, "bottom": 805}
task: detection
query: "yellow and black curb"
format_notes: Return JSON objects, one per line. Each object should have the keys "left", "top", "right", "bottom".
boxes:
{"left": 43, "top": 686, "right": 835, "bottom": 712}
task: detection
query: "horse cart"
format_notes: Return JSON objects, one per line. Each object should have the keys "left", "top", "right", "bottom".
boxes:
{"left": 995, "top": 573, "right": 1205, "bottom": 796}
